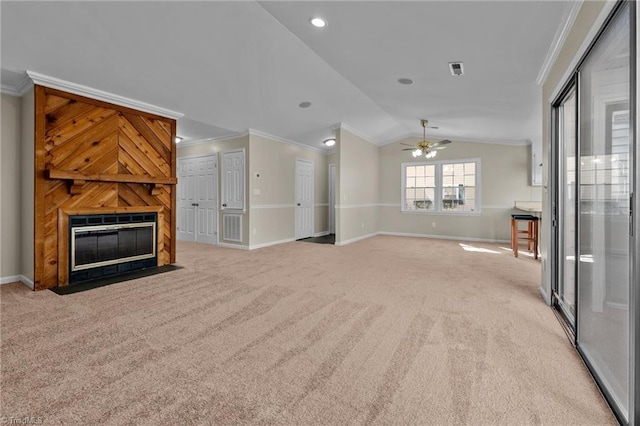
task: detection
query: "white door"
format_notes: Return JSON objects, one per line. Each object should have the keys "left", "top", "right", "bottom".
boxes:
{"left": 194, "top": 156, "right": 217, "bottom": 244}
{"left": 328, "top": 164, "right": 336, "bottom": 234}
{"left": 177, "top": 158, "right": 196, "bottom": 242}
{"left": 177, "top": 155, "right": 217, "bottom": 244}
{"left": 221, "top": 150, "right": 245, "bottom": 211}
{"left": 295, "top": 159, "right": 314, "bottom": 240}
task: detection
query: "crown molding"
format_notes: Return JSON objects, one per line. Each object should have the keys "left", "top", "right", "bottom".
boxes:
{"left": 381, "top": 133, "right": 530, "bottom": 147}
{"left": 177, "top": 132, "right": 248, "bottom": 148}
{"left": 26, "top": 71, "right": 183, "bottom": 120}
{"left": 333, "top": 122, "right": 377, "bottom": 145}
{"left": 179, "top": 128, "right": 331, "bottom": 155}
{"left": 0, "top": 84, "right": 22, "bottom": 97}
{"left": 536, "top": 0, "right": 584, "bottom": 86}
{"left": 248, "top": 128, "right": 329, "bottom": 155}
{"left": 0, "top": 73, "right": 33, "bottom": 96}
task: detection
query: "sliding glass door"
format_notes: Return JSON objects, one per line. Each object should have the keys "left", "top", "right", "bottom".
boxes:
{"left": 552, "top": 2, "right": 632, "bottom": 422}
{"left": 555, "top": 87, "right": 578, "bottom": 327}
{"left": 577, "top": 2, "right": 631, "bottom": 418}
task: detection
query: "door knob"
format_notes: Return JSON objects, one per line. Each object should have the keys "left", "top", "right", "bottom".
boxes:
{"left": 297, "top": 203, "right": 301, "bottom": 206}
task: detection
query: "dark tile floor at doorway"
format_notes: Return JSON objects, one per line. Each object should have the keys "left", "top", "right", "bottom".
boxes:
{"left": 298, "top": 234, "right": 335, "bottom": 245}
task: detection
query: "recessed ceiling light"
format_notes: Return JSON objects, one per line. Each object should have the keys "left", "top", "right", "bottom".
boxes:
{"left": 299, "top": 101, "right": 311, "bottom": 108}
{"left": 310, "top": 17, "right": 327, "bottom": 28}
{"left": 323, "top": 138, "right": 336, "bottom": 147}
{"left": 398, "top": 78, "right": 413, "bottom": 85}
{"left": 175, "top": 136, "right": 183, "bottom": 144}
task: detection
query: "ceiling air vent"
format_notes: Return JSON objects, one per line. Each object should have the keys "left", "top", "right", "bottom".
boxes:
{"left": 449, "top": 62, "right": 464, "bottom": 76}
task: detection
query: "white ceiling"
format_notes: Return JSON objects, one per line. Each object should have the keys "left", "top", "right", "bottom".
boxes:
{"left": 1, "top": 1, "right": 571, "bottom": 149}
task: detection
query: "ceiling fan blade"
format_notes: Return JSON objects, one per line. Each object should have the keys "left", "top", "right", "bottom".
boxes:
{"left": 433, "top": 146, "right": 447, "bottom": 150}
{"left": 427, "top": 126, "right": 439, "bottom": 129}
{"left": 399, "top": 142, "right": 414, "bottom": 147}
{"left": 401, "top": 148, "right": 416, "bottom": 151}
{"left": 431, "top": 139, "right": 452, "bottom": 146}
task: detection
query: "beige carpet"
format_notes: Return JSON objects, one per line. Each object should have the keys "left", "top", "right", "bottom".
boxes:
{"left": 1, "top": 236, "right": 615, "bottom": 425}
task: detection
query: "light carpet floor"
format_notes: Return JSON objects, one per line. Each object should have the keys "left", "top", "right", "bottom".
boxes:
{"left": 1, "top": 236, "right": 615, "bottom": 425}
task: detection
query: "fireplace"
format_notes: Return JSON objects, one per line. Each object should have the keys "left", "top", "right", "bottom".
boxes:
{"left": 69, "top": 213, "right": 158, "bottom": 284}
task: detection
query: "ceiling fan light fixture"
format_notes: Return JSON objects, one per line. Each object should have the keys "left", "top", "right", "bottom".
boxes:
{"left": 402, "top": 119, "right": 450, "bottom": 159}
{"left": 323, "top": 138, "right": 336, "bottom": 147}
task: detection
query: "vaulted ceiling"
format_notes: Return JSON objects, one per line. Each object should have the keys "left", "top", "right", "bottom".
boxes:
{"left": 1, "top": 1, "right": 571, "bottom": 150}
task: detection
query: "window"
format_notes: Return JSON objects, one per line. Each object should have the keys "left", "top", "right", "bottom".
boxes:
{"left": 402, "top": 159, "right": 480, "bottom": 214}
{"left": 404, "top": 164, "right": 436, "bottom": 211}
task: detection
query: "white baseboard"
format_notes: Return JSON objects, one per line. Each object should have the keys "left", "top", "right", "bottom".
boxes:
{"left": 335, "top": 232, "right": 378, "bottom": 246}
{"left": 0, "top": 275, "right": 23, "bottom": 285}
{"left": 249, "top": 238, "right": 296, "bottom": 250}
{"left": 217, "top": 242, "right": 250, "bottom": 250}
{"left": 215, "top": 231, "right": 508, "bottom": 250}
{"left": 1, "top": 275, "right": 34, "bottom": 289}
{"left": 539, "top": 286, "right": 551, "bottom": 305}
{"left": 378, "top": 231, "right": 510, "bottom": 244}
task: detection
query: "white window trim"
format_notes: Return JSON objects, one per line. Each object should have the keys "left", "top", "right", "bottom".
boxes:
{"left": 401, "top": 158, "right": 481, "bottom": 215}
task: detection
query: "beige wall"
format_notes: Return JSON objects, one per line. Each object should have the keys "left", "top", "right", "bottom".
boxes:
{"left": 177, "top": 133, "right": 330, "bottom": 249}
{"left": 336, "top": 127, "right": 379, "bottom": 243}
{"left": 540, "top": 1, "right": 607, "bottom": 300}
{"left": 178, "top": 135, "right": 251, "bottom": 247}
{"left": 0, "top": 90, "right": 34, "bottom": 285}
{"left": 379, "top": 137, "right": 540, "bottom": 242}
{"left": 248, "top": 133, "right": 328, "bottom": 246}
{"left": 1, "top": 93, "right": 22, "bottom": 279}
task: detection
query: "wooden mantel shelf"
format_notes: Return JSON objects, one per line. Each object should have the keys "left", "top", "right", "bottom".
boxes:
{"left": 47, "top": 169, "right": 177, "bottom": 195}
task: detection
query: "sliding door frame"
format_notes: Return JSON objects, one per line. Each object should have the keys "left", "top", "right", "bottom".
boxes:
{"left": 550, "top": 1, "right": 636, "bottom": 424}
{"left": 551, "top": 78, "right": 579, "bottom": 337}
{"left": 630, "top": 1, "right": 638, "bottom": 423}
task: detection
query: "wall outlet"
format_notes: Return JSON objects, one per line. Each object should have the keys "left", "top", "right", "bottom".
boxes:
{"left": 361, "top": 222, "right": 365, "bottom": 228}
{"left": 253, "top": 228, "right": 257, "bottom": 235}
{"left": 432, "top": 222, "right": 436, "bottom": 228}
{"left": 253, "top": 188, "right": 261, "bottom": 196}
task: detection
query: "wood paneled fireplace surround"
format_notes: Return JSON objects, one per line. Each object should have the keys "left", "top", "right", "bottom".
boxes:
{"left": 34, "top": 86, "right": 177, "bottom": 290}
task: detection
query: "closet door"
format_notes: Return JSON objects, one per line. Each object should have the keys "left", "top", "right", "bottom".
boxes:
{"left": 177, "top": 158, "right": 196, "bottom": 242}
{"left": 194, "top": 156, "right": 218, "bottom": 245}
{"left": 177, "top": 155, "right": 218, "bottom": 245}
{"left": 221, "top": 150, "right": 245, "bottom": 211}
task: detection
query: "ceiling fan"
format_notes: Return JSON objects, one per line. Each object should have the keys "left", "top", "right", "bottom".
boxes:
{"left": 401, "top": 119, "right": 451, "bottom": 159}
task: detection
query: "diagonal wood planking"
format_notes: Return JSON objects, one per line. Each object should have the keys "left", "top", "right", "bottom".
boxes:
{"left": 35, "top": 86, "right": 177, "bottom": 289}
